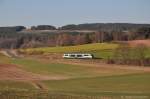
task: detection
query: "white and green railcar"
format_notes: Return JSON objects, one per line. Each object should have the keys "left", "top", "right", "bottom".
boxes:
{"left": 63, "top": 53, "right": 94, "bottom": 59}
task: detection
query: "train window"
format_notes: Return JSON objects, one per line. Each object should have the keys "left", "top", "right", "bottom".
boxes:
{"left": 70, "top": 55, "right": 75, "bottom": 57}
{"left": 77, "top": 55, "right": 82, "bottom": 57}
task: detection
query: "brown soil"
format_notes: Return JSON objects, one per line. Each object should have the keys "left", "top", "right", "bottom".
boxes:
{"left": 0, "top": 64, "right": 68, "bottom": 81}
{"left": 0, "top": 63, "right": 69, "bottom": 90}
{"left": 125, "top": 40, "right": 150, "bottom": 47}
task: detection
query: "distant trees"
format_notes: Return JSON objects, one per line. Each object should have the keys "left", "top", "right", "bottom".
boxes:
{"left": 31, "top": 25, "right": 56, "bottom": 30}
{"left": 56, "top": 33, "right": 74, "bottom": 46}
{"left": 0, "top": 23, "right": 150, "bottom": 49}
{"left": 61, "top": 23, "right": 150, "bottom": 31}
{"left": 0, "top": 26, "right": 25, "bottom": 33}
{"left": 60, "top": 24, "right": 77, "bottom": 30}
{"left": 75, "top": 34, "right": 92, "bottom": 45}
{"left": 135, "top": 27, "right": 150, "bottom": 39}
{"left": 75, "top": 34, "right": 85, "bottom": 45}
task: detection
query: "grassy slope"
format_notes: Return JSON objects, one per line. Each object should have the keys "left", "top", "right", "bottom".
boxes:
{"left": 1, "top": 52, "right": 147, "bottom": 94}
{"left": 20, "top": 43, "right": 118, "bottom": 59}
{"left": 0, "top": 53, "right": 11, "bottom": 64}
{"left": 11, "top": 58, "right": 142, "bottom": 78}
{"left": 145, "top": 49, "right": 150, "bottom": 58}
{"left": 0, "top": 43, "right": 150, "bottom": 95}
{"left": 0, "top": 81, "right": 35, "bottom": 91}
{"left": 11, "top": 58, "right": 150, "bottom": 94}
{"left": 21, "top": 43, "right": 118, "bottom": 53}
{"left": 0, "top": 54, "right": 36, "bottom": 90}
{"left": 19, "top": 43, "right": 150, "bottom": 59}
{"left": 44, "top": 73, "right": 150, "bottom": 95}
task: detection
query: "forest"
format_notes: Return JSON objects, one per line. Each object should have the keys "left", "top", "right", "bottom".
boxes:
{"left": 0, "top": 23, "right": 150, "bottom": 49}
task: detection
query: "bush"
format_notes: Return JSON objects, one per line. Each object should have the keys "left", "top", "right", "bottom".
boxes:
{"left": 110, "top": 44, "right": 150, "bottom": 66}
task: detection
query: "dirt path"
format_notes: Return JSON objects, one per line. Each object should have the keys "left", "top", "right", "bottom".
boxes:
{"left": 0, "top": 63, "right": 68, "bottom": 90}
{"left": 0, "top": 50, "right": 70, "bottom": 90}
{"left": 116, "top": 40, "right": 150, "bottom": 47}
{"left": 0, "top": 63, "right": 69, "bottom": 79}
{"left": 0, "top": 50, "right": 12, "bottom": 58}
{"left": 31, "top": 81, "right": 48, "bottom": 90}
{"left": 128, "top": 40, "right": 150, "bottom": 47}
{"left": 0, "top": 64, "right": 51, "bottom": 81}
{"left": 0, "top": 49, "right": 22, "bottom": 58}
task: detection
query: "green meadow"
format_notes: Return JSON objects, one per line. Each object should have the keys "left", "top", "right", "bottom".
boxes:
{"left": 20, "top": 43, "right": 118, "bottom": 53}
{"left": 43, "top": 73, "right": 150, "bottom": 95}
{"left": 11, "top": 58, "right": 142, "bottom": 78}
{"left": 20, "top": 43, "right": 118, "bottom": 59}
{"left": 0, "top": 81, "right": 35, "bottom": 91}
{"left": 19, "top": 43, "right": 150, "bottom": 59}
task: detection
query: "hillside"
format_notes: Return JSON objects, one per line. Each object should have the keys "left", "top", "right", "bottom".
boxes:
{"left": 20, "top": 43, "right": 118, "bottom": 53}
{"left": 19, "top": 43, "right": 118, "bottom": 59}
{"left": 0, "top": 42, "right": 150, "bottom": 98}
{"left": 0, "top": 49, "right": 150, "bottom": 97}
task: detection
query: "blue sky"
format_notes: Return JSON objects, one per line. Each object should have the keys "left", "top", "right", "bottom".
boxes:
{"left": 0, "top": 0, "right": 150, "bottom": 27}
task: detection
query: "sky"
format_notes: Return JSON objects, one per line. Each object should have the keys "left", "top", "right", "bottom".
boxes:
{"left": 0, "top": 0, "right": 150, "bottom": 27}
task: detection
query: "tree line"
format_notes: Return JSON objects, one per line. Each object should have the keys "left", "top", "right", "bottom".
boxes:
{"left": 0, "top": 23, "right": 150, "bottom": 49}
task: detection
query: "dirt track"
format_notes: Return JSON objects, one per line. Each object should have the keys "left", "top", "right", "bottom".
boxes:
{"left": 0, "top": 64, "right": 52, "bottom": 81}
{"left": 0, "top": 50, "right": 68, "bottom": 83}
{"left": 0, "top": 63, "right": 67, "bottom": 90}
{"left": 118, "top": 40, "right": 150, "bottom": 47}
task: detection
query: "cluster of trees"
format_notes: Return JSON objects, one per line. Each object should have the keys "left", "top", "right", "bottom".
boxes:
{"left": 60, "top": 23, "right": 150, "bottom": 31}
{"left": 31, "top": 25, "right": 56, "bottom": 30}
{"left": 0, "top": 23, "right": 150, "bottom": 49}
{"left": 0, "top": 32, "right": 96, "bottom": 48}
{"left": 108, "top": 45, "right": 150, "bottom": 66}
{"left": 0, "top": 26, "right": 26, "bottom": 33}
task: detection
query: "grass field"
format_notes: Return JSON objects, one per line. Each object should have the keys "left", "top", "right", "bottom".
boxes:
{"left": 0, "top": 43, "right": 150, "bottom": 98}
{"left": 43, "top": 73, "right": 150, "bottom": 95}
{"left": 0, "top": 81, "right": 35, "bottom": 91}
{"left": 0, "top": 53, "right": 11, "bottom": 64}
{"left": 1, "top": 52, "right": 149, "bottom": 93}
{"left": 11, "top": 58, "right": 142, "bottom": 78}
{"left": 12, "top": 58, "right": 101, "bottom": 78}
{"left": 19, "top": 43, "right": 118, "bottom": 59}
{"left": 9, "top": 57, "right": 150, "bottom": 95}
{"left": 20, "top": 43, "right": 118, "bottom": 53}
{"left": 19, "top": 43, "right": 150, "bottom": 59}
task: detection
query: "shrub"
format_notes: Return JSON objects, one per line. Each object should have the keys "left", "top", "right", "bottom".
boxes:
{"left": 111, "top": 44, "right": 150, "bottom": 66}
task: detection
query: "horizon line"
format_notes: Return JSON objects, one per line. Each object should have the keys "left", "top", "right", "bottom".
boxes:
{"left": 1, "top": 22, "right": 150, "bottom": 28}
